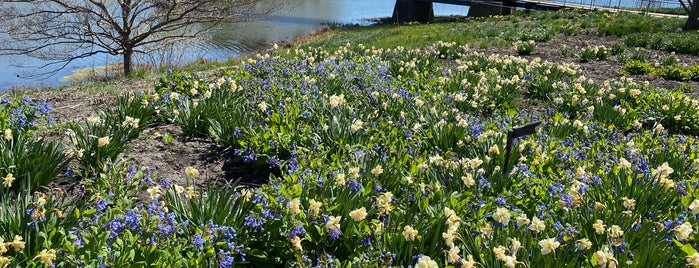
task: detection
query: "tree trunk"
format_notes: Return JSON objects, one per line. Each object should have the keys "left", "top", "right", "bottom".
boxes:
{"left": 684, "top": 6, "right": 699, "bottom": 30}
{"left": 392, "top": 0, "right": 434, "bottom": 24}
{"left": 123, "top": 46, "right": 133, "bottom": 77}
{"left": 467, "top": 1, "right": 514, "bottom": 17}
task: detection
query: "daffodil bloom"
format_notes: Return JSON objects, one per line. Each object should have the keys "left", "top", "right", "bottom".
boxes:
{"left": 257, "top": 101, "right": 267, "bottom": 112}
{"left": 0, "top": 237, "right": 7, "bottom": 254}
{"left": 373, "top": 221, "right": 384, "bottom": 236}
{"left": 515, "top": 213, "right": 530, "bottom": 227}
{"left": 576, "top": 238, "right": 592, "bottom": 251}
{"left": 308, "top": 199, "right": 322, "bottom": 215}
{"left": 686, "top": 252, "right": 699, "bottom": 267}
{"left": 334, "top": 173, "right": 346, "bottom": 186}
{"left": 2, "top": 173, "right": 14, "bottom": 188}
{"left": 448, "top": 247, "right": 460, "bottom": 263}
{"left": 328, "top": 94, "right": 346, "bottom": 108}
{"left": 593, "top": 219, "right": 606, "bottom": 234}
{"left": 185, "top": 186, "right": 195, "bottom": 199}
{"left": 502, "top": 255, "right": 519, "bottom": 268}
{"left": 530, "top": 216, "right": 545, "bottom": 233}
{"left": 371, "top": 165, "right": 383, "bottom": 176}
{"left": 539, "top": 238, "right": 560, "bottom": 255}
{"left": 289, "top": 198, "right": 302, "bottom": 215}
{"left": 690, "top": 199, "right": 699, "bottom": 215}
{"left": 676, "top": 222, "right": 694, "bottom": 240}
{"left": 289, "top": 236, "right": 303, "bottom": 251}
{"left": 185, "top": 166, "right": 199, "bottom": 177}
{"left": 493, "top": 245, "right": 508, "bottom": 260}
{"left": 33, "top": 249, "right": 56, "bottom": 266}
{"left": 403, "top": 225, "right": 418, "bottom": 241}
{"left": 618, "top": 157, "right": 631, "bottom": 170}
{"left": 415, "top": 255, "right": 438, "bottom": 268}
{"left": 350, "top": 119, "right": 363, "bottom": 132}
{"left": 652, "top": 162, "right": 674, "bottom": 179}
{"left": 0, "top": 256, "right": 10, "bottom": 267}
{"left": 3, "top": 129, "right": 11, "bottom": 141}
{"left": 174, "top": 185, "right": 185, "bottom": 194}
{"left": 462, "top": 254, "right": 478, "bottom": 268}
{"left": 594, "top": 248, "right": 618, "bottom": 268}
{"left": 442, "top": 229, "right": 457, "bottom": 247}
{"left": 348, "top": 167, "right": 360, "bottom": 179}
{"left": 121, "top": 116, "right": 140, "bottom": 128}
{"left": 349, "top": 207, "right": 367, "bottom": 222}
{"left": 326, "top": 216, "right": 341, "bottom": 231}
{"left": 493, "top": 207, "right": 511, "bottom": 226}
{"left": 97, "top": 136, "right": 110, "bottom": 147}
{"left": 608, "top": 225, "right": 624, "bottom": 238}
{"left": 510, "top": 238, "right": 522, "bottom": 253}
{"left": 10, "top": 235, "right": 25, "bottom": 251}
{"left": 461, "top": 174, "right": 475, "bottom": 187}
{"left": 147, "top": 185, "right": 161, "bottom": 200}
{"left": 621, "top": 197, "right": 635, "bottom": 210}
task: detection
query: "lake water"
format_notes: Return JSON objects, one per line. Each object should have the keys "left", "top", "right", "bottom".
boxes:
{"left": 0, "top": 0, "right": 678, "bottom": 90}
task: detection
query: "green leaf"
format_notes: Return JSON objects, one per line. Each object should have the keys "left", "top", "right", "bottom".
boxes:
{"left": 248, "top": 249, "right": 268, "bottom": 259}
{"left": 674, "top": 239, "right": 697, "bottom": 255}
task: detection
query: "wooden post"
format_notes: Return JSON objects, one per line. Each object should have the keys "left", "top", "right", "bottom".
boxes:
{"left": 392, "top": 0, "right": 434, "bottom": 24}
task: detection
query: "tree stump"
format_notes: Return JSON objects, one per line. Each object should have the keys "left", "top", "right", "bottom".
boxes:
{"left": 392, "top": 0, "right": 434, "bottom": 24}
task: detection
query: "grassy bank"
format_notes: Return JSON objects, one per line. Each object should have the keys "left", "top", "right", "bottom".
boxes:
{"left": 2, "top": 10, "right": 699, "bottom": 267}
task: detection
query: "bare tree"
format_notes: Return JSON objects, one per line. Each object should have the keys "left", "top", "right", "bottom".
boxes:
{"left": 0, "top": 0, "right": 288, "bottom": 77}
{"left": 679, "top": 0, "right": 699, "bottom": 30}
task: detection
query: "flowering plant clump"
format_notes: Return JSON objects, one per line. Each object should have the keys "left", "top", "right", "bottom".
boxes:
{"left": 514, "top": 40, "right": 536, "bottom": 55}
{"left": 123, "top": 42, "right": 699, "bottom": 267}
{"left": 7, "top": 13, "right": 699, "bottom": 266}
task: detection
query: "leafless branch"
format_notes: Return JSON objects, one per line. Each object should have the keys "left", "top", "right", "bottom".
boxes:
{"left": 0, "top": 0, "right": 290, "bottom": 77}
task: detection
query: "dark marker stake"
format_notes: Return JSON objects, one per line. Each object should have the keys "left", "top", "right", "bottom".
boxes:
{"left": 503, "top": 121, "right": 542, "bottom": 174}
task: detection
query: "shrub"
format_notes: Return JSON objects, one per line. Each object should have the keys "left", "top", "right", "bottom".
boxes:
{"left": 513, "top": 40, "right": 536, "bottom": 55}
{"left": 610, "top": 43, "right": 626, "bottom": 56}
{"left": 675, "top": 84, "right": 694, "bottom": 93}
{"left": 621, "top": 60, "right": 654, "bottom": 75}
{"left": 67, "top": 113, "right": 139, "bottom": 174}
{"left": 658, "top": 66, "right": 692, "bottom": 81}
{"left": 578, "top": 46, "right": 609, "bottom": 62}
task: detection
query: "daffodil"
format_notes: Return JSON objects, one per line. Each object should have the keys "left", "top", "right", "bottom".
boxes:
{"left": 415, "top": 255, "right": 438, "bottom": 268}
{"left": 289, "top": 236, "right": 303, "bottom": 252}
{"left": 3, "top": 129, "right": 11, "bottom": 141}
{"left": 33, "top": 249, "right": 56, "bottom": 266}
{"left": 686, "top": 252, "right": 699, "bottom": 267}
{"left": 539, "top": 238, "right": 560, "bottom": 255}
{"left": 308, "top": 199, "right": 322, "bottom": 215}
{"left": 97, "top": 136, "right": 110, "bottom": 147}
{"left": 326, "top": 216, "right": 341, "bottom": 231}
{"left": 349, "top": 207, "right": 367, "bottom": 222}
{"left": 493, "top": 207, "right": 511, "bottom": 226}
{"left": 2, "top": 173, "right": 14, "bottom": 188}
{"left": 185, "top": 166, "right": 199, "bottom": 177}
{"left": 10, "top": 235, "right": 25, "bottom": 251}
{"left": 593, "top": 219, "right": 606, "bottom": 234}
{"left": 403, "top": 225, "right": 418, "bottom": 241}
{"left": 289, "top": 198, "right": 302, "bottom": 215}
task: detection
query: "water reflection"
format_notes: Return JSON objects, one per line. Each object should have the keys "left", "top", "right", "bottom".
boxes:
{"left": 0, "top": 0, "right": 468, "bottom": 89}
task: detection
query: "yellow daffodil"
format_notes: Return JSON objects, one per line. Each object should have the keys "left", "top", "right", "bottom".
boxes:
{"left": 185, "top": 166, "right": 199, "bottom": 177}
{"left": 97, "top": 136, "right": 110, "bottom": 147}
{"left": 349, "top": 207, "right": 367, "bottom": 222}
{"left": 2, "top": 173, "right": 14, "bottom": 188}
{"left": 403, "top": 225, "right": 418, "bottom": 241}
{"left": 33, "top": 249, "right": 56, "bottom": 266}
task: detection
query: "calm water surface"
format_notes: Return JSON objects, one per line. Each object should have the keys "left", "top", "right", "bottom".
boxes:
{"left": 0, "top": 0, "right": 678, "bottom": 90}
{"left": 0, "top": 1, "right": 468, "bottom": 90}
